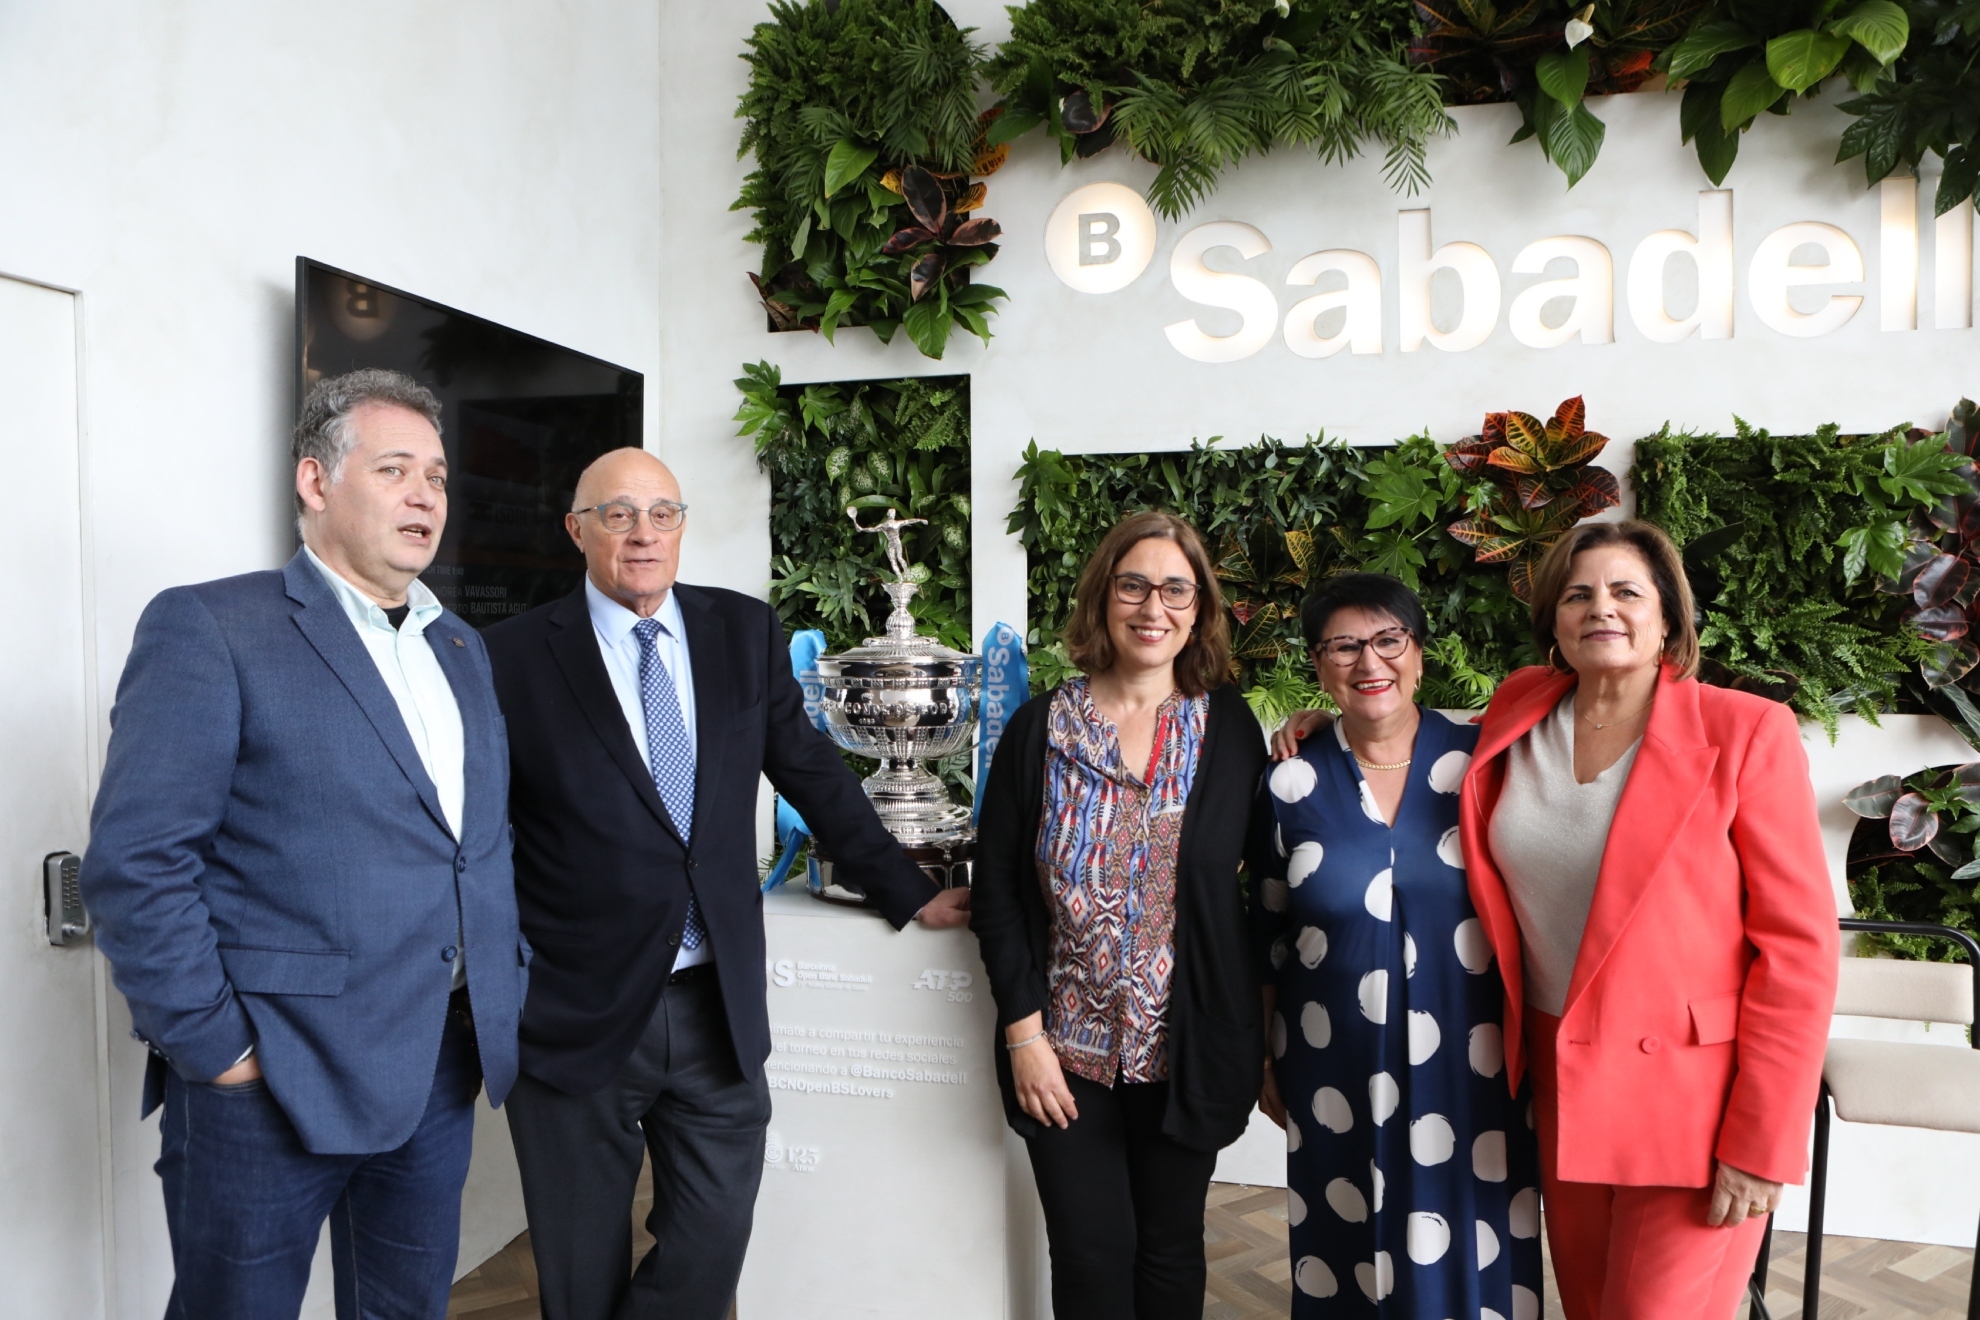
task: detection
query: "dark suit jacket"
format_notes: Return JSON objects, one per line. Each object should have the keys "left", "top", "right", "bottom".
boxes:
{"left": 80, "top": 551, "right": 523, "bottom": 1155}
{"left": 486, "top": 582, "right": 939, "bottom": 1095}
{"left": 969, "top": 682, "right": 1267, "bottom": 1152}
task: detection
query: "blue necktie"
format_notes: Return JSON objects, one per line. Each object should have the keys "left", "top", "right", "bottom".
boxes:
{"left": 633, "top": 618, "right": 704, "bottom": 951}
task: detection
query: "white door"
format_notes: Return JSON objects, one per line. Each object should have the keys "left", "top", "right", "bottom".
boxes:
{"left": 0, "top": 274, "right": 107, "bottom": 1317}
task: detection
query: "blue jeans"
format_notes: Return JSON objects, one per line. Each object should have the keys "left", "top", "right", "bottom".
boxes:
{"left": 157, "top": 1007, "right": 480, "bottom": 1320}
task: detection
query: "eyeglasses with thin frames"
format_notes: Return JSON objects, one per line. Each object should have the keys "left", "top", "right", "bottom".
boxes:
{"left": 1113, "top": 574, "right": 1200, "bottom": 609}
{"left": 1314, "top": 627, "right": 1414, "bottom": 666}
{"left": 576, "top": 500, "right": 688, "bottom": 534}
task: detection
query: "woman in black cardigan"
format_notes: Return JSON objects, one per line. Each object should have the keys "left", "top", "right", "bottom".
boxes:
{"left": 970, "top": 511, "right": 1267, "bottom": 1320}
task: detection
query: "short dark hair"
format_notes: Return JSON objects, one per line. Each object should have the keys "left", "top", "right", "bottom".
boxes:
{"left": 1528, "top": 519, "right": 1700, "bottom": 679}
{"left": 1301, "top": 573, "right": 1430, "bottom": 650}
{"left": 1062, "top": 511, "right": 1232, "bottom": 696}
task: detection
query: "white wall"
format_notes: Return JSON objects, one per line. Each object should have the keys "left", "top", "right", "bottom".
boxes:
{"left": 0, "top": 3, "right": 661, "bottom": 1314}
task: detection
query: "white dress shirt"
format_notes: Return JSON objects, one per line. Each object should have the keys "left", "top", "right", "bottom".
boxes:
{"left": 306, "top": 546, "right": 469, "bottom": 985}
{"left": 585, "top": 576, "right": 708, "bottom": 968}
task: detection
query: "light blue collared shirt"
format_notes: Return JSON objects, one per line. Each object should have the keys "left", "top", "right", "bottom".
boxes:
{"left": 585, "top": 576, "right": 709, "bottom": 968}
{"left": 305, "top": 545, "right": 468, "bottom": 986}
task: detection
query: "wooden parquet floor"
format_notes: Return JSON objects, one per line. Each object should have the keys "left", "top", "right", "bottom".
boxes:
{"left": 449, "top": 1178, "right": 1972, "bottom": 1320}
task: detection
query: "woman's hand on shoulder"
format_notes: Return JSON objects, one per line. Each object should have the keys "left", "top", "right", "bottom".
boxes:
{"left": 1269, "top": 709, "right": 1333, "bottom": 760}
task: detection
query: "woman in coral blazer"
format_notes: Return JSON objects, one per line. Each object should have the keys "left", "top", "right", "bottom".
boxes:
{"left": 1460, "top": 520, "right": 1837, "bottom": 1320}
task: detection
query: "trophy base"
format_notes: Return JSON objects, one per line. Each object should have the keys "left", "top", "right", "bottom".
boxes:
{"left": 807, "top": 833, "right": 974, "bottom": 910}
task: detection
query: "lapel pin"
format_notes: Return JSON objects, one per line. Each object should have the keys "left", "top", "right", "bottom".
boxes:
{"left": 452, "top": 637, "right": 466, "bottom": 647}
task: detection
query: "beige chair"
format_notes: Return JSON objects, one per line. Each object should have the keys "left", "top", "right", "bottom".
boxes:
{"left": 1790, "top": 918, "right": 1980, "bottom": 1320}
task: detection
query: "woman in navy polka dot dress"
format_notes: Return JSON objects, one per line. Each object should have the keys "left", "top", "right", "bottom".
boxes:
{"left": 1249, "top": 575, "right": 1542, "bottom": 1318}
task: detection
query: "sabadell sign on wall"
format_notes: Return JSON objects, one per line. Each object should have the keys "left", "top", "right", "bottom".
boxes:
{"left": 957, "top": 93, "right": 1980, "bottom": 470}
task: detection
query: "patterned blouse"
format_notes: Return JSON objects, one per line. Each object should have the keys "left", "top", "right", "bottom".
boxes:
{"left": 1035, "top": 678, "right": 1207, "bottom": 1085}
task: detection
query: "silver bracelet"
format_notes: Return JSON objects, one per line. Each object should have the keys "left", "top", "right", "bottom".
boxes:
{"left": 1005, "top": 1030, "right": 1046, "bottom": 1051}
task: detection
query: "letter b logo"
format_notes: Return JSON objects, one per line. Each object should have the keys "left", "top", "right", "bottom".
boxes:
{"left": 1079, "top": 213, "right": 1122, "bottom": 266}
{"left": 1048, "top": 183, "right": 1157, "bottom": 293}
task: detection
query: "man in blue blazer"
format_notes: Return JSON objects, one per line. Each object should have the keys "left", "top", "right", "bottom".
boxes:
{"left": 81, "top": 369, "right": 523, "bottom": 1320}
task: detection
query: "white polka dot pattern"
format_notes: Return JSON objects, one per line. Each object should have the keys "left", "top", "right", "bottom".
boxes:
{"left": 1371, "top": 1162, "right": 1384, "bottom": 1212}
{"left": 1312, "top": 1087, "right": 1354, "bottom": 1133}
{"left": 1403, "top": 932, "right": 1418, "bottom": 978}
{"left": 1406, "top": 1212, "right": 1452, "bottom": 1264}
{"left": 1354, "top": 1253, "right": 1395, "bottom": 1302}
{"left": 1437, "top": 825, "right": 1464, "bottom": 869}
{"left": 1262, "top": 877, "right": 1289, "bottom": 912}
{"left": 1294, "top": 1257, "right": 1338, "bottom": 1297}
{"left": 1295, "top": 926, "right": 1328, "bottom": 968}
{"left": 1357, "top": 970, "right": 1389, "bottom": 1024}
{"left": 1287, "top": 841, "right": 1324, "bottom": 888}
{"left": 1427, "top": 749, "right": 1471, "bottom": 793}
{"left": 1514, "top": 1284, "right": 1540, "bottom": 1320}
{"left": 1477, "top": 1220, "right": 1502, "bottom": 1269}
{"left": 1473, "top": 1130, "right": 1507, "bottom": 1182}
{"left": 1287, "top": 1188, "right": 1308, "bottom": 1226}
{"left": 1325, "top": 1177, "right": 1369, "bottom": 1222}
{"left": 1508, "top": 1188, "right": 1540, "bottom": 1239}
{"left": 1363, "top": 868, "right": 1394, "bottom": 920}
{"left": 1300, "top": 1001, "right": 1332, "bottom": 1048}
{"left": 1369, "top": 1072, "right": 1399, "bottom": 1125}
{"left": 1469, "top": 1023, "right": 1505, "bottom": 1078}
{"left": 1410, "top": 1114, "right": 1456, "bottom": 1165}
{"left": 1271, "top": 758, "right": 1319, "bottom": 803}
{"left": 1454, "top": 918, "right": 1493, "bottom": 974}
{"left": 1407, "top": 1010, "right": 1441, "bottom": 1065}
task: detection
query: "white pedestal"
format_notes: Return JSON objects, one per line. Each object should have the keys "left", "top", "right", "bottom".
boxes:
{"left": 739, "top": 887, "right": 1043, "bottom": 1319}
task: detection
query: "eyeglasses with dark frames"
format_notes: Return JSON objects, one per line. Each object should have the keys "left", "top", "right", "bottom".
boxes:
{"left": 576, "top": 500, "right": 688, "bottom": 534}
{"left": 1314, "top": 627, "right": 1415, "bottom": 666}
{"left": 1112, "top": 574, "right": 1200, "bottom": 609}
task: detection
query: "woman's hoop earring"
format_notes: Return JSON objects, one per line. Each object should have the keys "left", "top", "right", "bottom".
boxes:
{"left": 1548, "top": 644, "right": 1569, "bottom": 673}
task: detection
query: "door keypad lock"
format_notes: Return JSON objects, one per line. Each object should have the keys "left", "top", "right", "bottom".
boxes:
{"left": 43, "top": 852, "right": 88, "bottom": 946}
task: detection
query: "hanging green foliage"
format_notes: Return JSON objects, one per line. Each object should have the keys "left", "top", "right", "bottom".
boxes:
{"left": 1410, "top": 0, "right": 1706, "bottom": 185}
{"left": 1008, "top": 435, "right": 1536, "bottom": 718}
{"left": 734, "top": 0, "right": 1008, "bottom": 359}
{"left": 986, "top": 0, "right": 1452, "bottom": 219}
{"left": 1835, "top": 0, "right": 1980, "bottom": 217}
{"left": 733, "top": 361, "right": 972, "bottom": 654}
{"left": 1658, "top": 0, "right": 1909, "bottom": 184}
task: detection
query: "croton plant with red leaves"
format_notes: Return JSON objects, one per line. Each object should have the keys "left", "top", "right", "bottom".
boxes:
{"left": 1446, "top": 396, "right": 1621, "bottom": 601}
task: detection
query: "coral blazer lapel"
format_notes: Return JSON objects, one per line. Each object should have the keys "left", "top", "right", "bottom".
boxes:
{"left": 1559, "top": 668, "right": 1719, "bottom": 1025}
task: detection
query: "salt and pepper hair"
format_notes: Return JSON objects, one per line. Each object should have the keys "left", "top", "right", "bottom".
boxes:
{"left": 290, "top": 368, "right": 444, "bottom": 516}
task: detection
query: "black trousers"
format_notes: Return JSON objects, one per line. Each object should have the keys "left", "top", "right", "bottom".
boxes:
{"left": 1023, "top": 1072, "right": 1220, "bottom": 1320}
{"left": 504, "top": 971, "right": 771, "bottom": 1320}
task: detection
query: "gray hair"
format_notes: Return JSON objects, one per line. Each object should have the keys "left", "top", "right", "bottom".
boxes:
{"left": 291, "top": 368, "right": 444, "bottom": 516}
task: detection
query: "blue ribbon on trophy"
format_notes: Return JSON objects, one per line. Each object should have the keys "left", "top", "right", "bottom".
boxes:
{"left": 973, "top": 622, "right": 1027, "bottom": 825}
{"left": 765, "top": 629, "right": 829, "bottom": 892}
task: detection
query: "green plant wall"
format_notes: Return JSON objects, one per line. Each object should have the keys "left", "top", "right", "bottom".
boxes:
{"left": 1010, "top": 434, "right": 1534, "bottom": 725}
{"left": 734, "top": 362, "right": 972, "bottom": 655}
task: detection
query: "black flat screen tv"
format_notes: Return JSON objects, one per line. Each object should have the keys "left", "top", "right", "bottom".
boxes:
{"left": 295, "top": 257, "right": 643, "bottom": 627}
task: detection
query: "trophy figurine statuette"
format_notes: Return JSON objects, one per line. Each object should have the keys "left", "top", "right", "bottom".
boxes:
{"left": 807, "top": 507, "right": 981, "bottom": 905}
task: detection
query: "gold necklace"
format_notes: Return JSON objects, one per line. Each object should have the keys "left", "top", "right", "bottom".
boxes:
{"left": 1353, "top": 753, "right": 1412, "bottom": 772}
{"left": 1578, "top": 698, "right": 1654, "bottom": 731}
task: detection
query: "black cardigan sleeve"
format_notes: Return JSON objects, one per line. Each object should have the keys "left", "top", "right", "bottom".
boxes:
{"left": 967, "top": 691, "right": 1051, "bottom": 1032}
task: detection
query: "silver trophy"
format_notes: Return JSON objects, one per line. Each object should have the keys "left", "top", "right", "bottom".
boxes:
{"left": 808, "top": 508, "right": 980, "bottom": 904}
